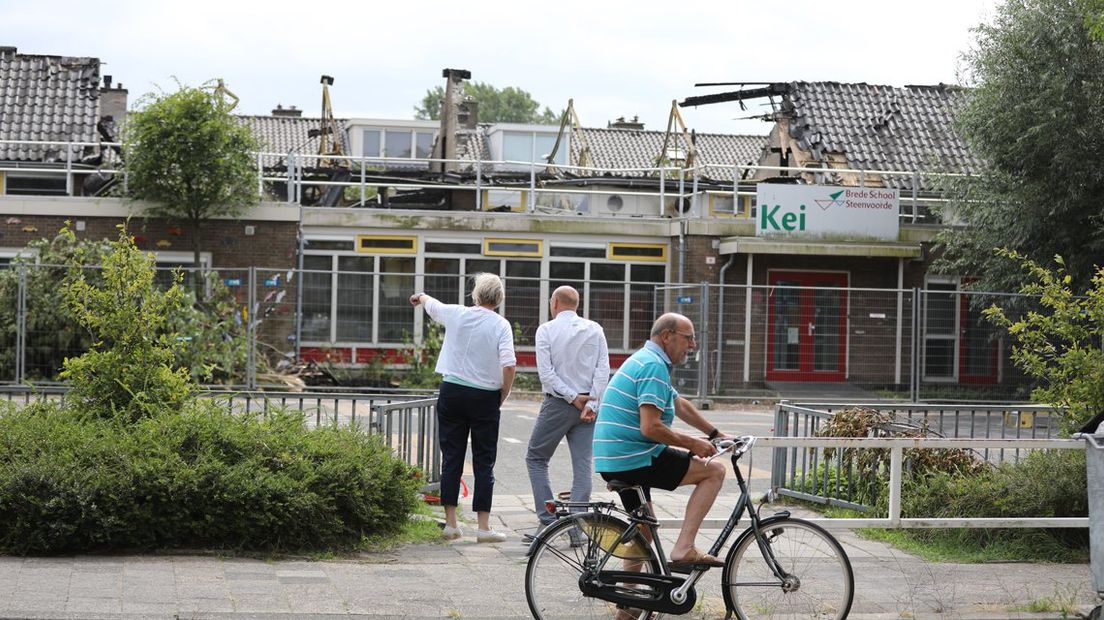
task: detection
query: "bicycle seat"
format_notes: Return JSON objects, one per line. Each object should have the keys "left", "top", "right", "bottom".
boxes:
{"left": 605, "top": 480, "right": 640, "bottom": 493}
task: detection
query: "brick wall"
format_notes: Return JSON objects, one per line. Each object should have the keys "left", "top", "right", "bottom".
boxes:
{"left": 0, "top": 215, "right": 298, "bottom": 270}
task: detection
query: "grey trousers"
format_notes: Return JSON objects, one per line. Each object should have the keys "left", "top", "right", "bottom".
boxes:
{"left": 526, "top": 396, "right": 595, "bottom": 526}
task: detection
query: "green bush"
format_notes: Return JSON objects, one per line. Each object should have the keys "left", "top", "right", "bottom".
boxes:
{"left": 0, "top": 227, "right": 422, "bottom": 554}
{"left": 880, "top": 449, "right": 1089, "bottom": 558}
{"left": 0, "top": 400, "right": 419, "bottom": 554}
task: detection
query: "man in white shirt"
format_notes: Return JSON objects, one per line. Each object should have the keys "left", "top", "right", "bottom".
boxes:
{"left": 525, "top": 285, "right": 610, "bottom": 534}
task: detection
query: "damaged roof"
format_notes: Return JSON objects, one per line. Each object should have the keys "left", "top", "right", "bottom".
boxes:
{"left": 0, "top": 47, "right": 102, "bottom": 163}
{"left": 782, "top": 81, "right": 981, "bottom": 187}
{"left": 237, "top": 114, "right": 350, "bottom": 170}
{"left": 572, "top": 127, "right": 766, "bottom": 181}
{"left": 456, "top": 124, "right": 767, "bottom": 181}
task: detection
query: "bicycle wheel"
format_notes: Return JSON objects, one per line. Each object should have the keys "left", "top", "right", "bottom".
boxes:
{"left": 722, "top": 517, "right": 854, "bottom": 620}
{"left": 525, "top": 513, "right": 663, "bottom": 620}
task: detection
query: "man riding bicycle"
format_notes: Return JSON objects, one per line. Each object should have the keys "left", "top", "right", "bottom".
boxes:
{"left": 593, "top": 312, "right": 728, "bottom": 569}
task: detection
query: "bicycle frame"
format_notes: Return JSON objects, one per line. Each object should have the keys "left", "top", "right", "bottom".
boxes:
{"left": 546, "top": 438, "right": 795, "bottom": 612}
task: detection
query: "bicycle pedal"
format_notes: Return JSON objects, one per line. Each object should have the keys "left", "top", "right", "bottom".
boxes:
{"left": 667, "top": 562, "right": 713, "bottom": 575}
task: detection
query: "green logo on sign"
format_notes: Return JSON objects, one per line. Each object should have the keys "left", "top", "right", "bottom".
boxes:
{"left": 760, "top": 204, "right": 806, "bottom": 231}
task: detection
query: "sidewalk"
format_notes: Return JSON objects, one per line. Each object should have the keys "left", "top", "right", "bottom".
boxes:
{"left": 0, "top": 491, "right": 1096, "bottom": 619}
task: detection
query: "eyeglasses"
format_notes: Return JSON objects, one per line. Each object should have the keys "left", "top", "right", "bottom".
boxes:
{"left": 671, "top": 331, "right": 696, "bottom": 343}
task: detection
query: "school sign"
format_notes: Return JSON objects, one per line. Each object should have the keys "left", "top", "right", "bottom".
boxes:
{"left": 756, "top": 184, "right": 899, "bottom": 241}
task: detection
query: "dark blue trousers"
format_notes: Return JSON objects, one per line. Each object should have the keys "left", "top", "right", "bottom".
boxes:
{"left": 436, "top": 381, "right": 501, "bottom": 513}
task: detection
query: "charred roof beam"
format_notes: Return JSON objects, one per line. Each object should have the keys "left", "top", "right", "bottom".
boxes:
{"left": 679, "top": 82, "right": 790, "bottom": 108}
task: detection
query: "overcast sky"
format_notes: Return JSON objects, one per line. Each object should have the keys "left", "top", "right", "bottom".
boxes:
{"left": 5, "top": 0, "right": 998, "bottom": 135}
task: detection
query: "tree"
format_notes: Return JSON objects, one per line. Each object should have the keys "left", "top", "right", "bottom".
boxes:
{"left": 936, "top": 0, "right": 1104, "bottom": 293}
{"left": 123, "top": 82, "right": 259, "bottom": 291}
{"left": 983, "top": 250, "right": 1104, "bottom": 434}
{"left": 414, "top": 81, "right": 559, "bottom": 124}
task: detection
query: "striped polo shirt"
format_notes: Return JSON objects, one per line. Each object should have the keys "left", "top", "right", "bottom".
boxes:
{"left": 593, "top": 340, "right": 679, "bottom": 472}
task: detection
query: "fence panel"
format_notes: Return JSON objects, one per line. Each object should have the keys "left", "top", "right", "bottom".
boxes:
{"left": 654, "top": 284, "right": 707, "bottom": 399}
{"left": 22, "top": 264, "right": 97, "bottom": 383}
{"left": 0, "top": 266, "right": 20, "bottom": 383}
{"left": 771, "top": 401, "right": 1061, "bottom": 510}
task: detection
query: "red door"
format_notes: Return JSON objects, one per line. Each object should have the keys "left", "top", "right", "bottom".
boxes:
{"left": 767, "top": 271, "right": 848, "bottom": 382}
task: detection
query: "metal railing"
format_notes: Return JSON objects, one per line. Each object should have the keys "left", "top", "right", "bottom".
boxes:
{"left": 373, "top": 398, "right": 440, "bottom": 487}
{"left": 1, "top": 138, "right": 959, "bottom": 223}
{"left": 0, "top": 385, "right": 439, "bottom": 483}
{"left": 771, "top": 401, "right": 1061, "bottom": 511}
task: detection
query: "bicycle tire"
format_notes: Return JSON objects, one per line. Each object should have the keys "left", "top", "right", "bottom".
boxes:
{"left": 525, "top": 513, "right": 663, "bottom": 620}
{"left": 721, "top": 517, "right": 854, "bottom": 620}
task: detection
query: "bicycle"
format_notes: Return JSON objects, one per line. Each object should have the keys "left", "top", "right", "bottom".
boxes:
{"left": 524, "top": 436, "right": 854, "bottom": 619}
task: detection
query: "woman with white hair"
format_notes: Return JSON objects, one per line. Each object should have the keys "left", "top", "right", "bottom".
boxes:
{"left": 410, "top": 273, "right": 516, "bottom": 542}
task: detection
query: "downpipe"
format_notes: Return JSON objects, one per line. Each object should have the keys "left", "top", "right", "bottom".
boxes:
{"left": 714, "top": 254, "right": 737, "bottom": 393}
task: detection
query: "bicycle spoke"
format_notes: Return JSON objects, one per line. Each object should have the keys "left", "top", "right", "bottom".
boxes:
{"left": 724, "top": 518, "right": 854, "bottom": 620}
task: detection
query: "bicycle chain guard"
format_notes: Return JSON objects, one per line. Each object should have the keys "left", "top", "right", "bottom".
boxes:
{"left": 578, "top": 570, "right": 697, "bottom": 615}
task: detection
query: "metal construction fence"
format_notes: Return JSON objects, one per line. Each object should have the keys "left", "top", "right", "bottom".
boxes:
{"left": 1, "top": 262, "right": 1039, "bottom": 398}
{"left": 0, "top": 385, "right": 441, "bottom": 484}
{"left": 657, "top": 282, "right": 1037, "bottom": 401}
{"left": 769, "top": 401, "right": 1062, "bottom": 512}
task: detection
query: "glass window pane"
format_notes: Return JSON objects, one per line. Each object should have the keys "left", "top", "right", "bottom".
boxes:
{"left": 426, "top": 241, "right": 482, "bottom": 254}
{"left": 590, "top": 263, "right": 626, "bottom": 349}
{"left": 772, "top": 283, "right": 801, "bottom": 370}
{"left": 813, "top": 286, "right": 841, "bottom": 371}
{"left": 628, "top": 265, "right": 665, "bottom": 345}
{"left": 550, "top": 246, "right": 605, "bottom": 258}
{"left": 363, "top": 130, "right": 381, "bottom": 157}
{"left": 925, "top": 284, "right": 956, "bottom": 335}
{"left": 301, "top": 255, "right": 333, "bottom": 342}
{"left": 384, "top": 130, "right": 413, "bottom": 158}
{"left": 336, "top": 256, "right": 374, "bottom": 342}
{"left": 415, "top": 132, "right": 434, "bottom": 158}
{"left": 502, "top": 132, "right": 533, "bottom": 162}
{"left": 505, "top": 261, "right": 541, "bottom": 345}
{"left": 424, "top": 258, "right": 461, "bottom": 337}
{"left": 550, "top": 262, "right": 585, "bottom": 314}
{"left": 535, "top": 134, "right": 561, "bottom": 164}
{"left": 465, "top": 259, "right": 500, "bottom": 306}
{"left": 378, "top": 257, "right": 415, "bottom": 342}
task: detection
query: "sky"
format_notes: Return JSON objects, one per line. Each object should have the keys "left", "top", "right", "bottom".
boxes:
{"left": 4, "top": 0, "right": 999, "bottom": 136}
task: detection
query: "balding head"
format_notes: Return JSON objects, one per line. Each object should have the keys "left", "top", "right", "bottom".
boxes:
{"left": 549, "top": 285, "right": 580, "bottom": 318}
{"left": 650, "top": 312, "right": 690, "bottom": 338}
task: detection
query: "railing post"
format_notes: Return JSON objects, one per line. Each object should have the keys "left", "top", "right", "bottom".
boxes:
{"left": 475, "top": 160, "right": 482, "bottom": 211}
{"left": 528, "top": 162, "right": 536, "bottom": 212}
{"left": 659, "top": 166, "right": 666, "bottom": 215}
{"left": 888, "top": 446, "right": 903, "bottom": 527}
{"left": 256, "top": 152, "right": 264, "bottom": 197}
{"left": 911, "top": 287, "right": 921, "bottom": 402}
{"left": 65, "top": 141, "right": 73, "bottom": 196}
{"left": 360, "top": 157, "right": 366, "bottom": 206}
{"left": 691, "top": 166, "right": 700, "bottom": 218}
{"left": 15, "top": 268, "right": 26, "bottom": 384}
{"left": 911, "top": 172, "right": 919, "bottom": 223}
{"left": 697, "top": 282, "right": 708, "bottom": 401}
{"left": 247, "top": 266, "right": 257, "bottom": 390}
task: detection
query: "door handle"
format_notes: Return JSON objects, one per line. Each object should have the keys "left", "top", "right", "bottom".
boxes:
{"left": 808, "top": 322, "right": 816, "bottom": 336}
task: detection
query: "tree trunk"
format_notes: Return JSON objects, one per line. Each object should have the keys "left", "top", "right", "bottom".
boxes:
{"left": 191, "top": 216, "right": 204, "bottom": 300}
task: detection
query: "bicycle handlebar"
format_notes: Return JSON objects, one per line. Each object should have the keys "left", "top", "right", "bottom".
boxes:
{"left": 704, "top": 435, "right": 756, "bottom": 465}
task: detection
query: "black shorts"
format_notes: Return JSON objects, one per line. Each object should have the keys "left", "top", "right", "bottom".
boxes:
{"left": 600, "top": 447, "right": 692, "bottom": 512}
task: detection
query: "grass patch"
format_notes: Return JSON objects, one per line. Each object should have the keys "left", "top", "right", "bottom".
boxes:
{"left": 823, "top": 505, "right": 1088, "bottom": 563}
{"left": 359, "top": 503, "right": 444, "bottom": 552}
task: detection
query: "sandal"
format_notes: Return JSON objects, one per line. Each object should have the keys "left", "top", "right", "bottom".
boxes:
{"left": 668, "top": 547, "right": 724, "bottom": 569}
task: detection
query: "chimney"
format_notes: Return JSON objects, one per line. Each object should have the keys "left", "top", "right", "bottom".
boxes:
{"left": 0, "top": 46, "right": 16, "bottom": 59}
{"left": 99, "top": 74, "right": 129, "bottom": 128}
{"left": 271, "top": 104, "right": 302, "bottom": 118}
{"left": 608, "top": 115, "right": 645, "bottom": 131}
{"left": 457, "top": 98, "right": 479, "bottom": 129}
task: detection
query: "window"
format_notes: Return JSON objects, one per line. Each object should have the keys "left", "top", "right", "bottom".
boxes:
{"left": 504, "top": 261, "right": 541, "bottom": 343}
{"left": 301, "top": 255, "right": 333, "bottom": 342}
{"left": 377, "top": 257, "right": 415, "bottom": 341}
{"left": 4, "top": 173, "right": 67, "bottom": 196}
{"left": 484, "top": 238, "right": 542, "bottom": 257}
{"left": 362, "top": 128, "right": 436, "bottom": 159}
{"left": 305, "top": 239, "right": 355, "bottom": 251}
{"left": 425, "top": 241, "right": 481, "bottom": 254}
{"left": 629, "top": 264, "right": 666, "bottom": 345}
{"left": 609, "top": 243, "right": 667, "bottom": 262}
{"left": 590, "top": 263, "right": 626, "bottom": 348}
{"left": 356, "top": 235, "right": 416, "bottom": 254}
{"left": 336, "top": 256, "right": 373, "bottom": 341}
{"left": 550, "top": 245, "right": 605, "bottom": 258}
{"left": 499, "top": 131, "right": 566, "bottom": 165}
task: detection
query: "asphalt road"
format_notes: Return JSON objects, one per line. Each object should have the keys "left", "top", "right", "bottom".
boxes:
{"left": 482, "top": 397, "right": 778, "bottom": 512}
